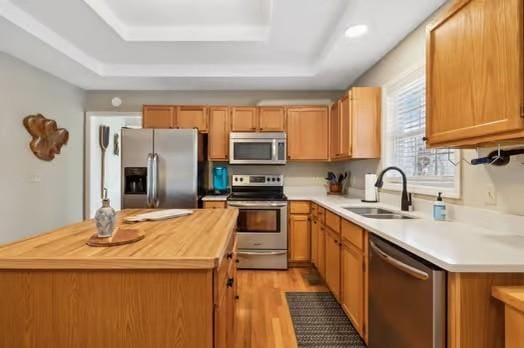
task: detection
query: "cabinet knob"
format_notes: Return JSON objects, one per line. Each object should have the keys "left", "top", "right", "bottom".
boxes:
{"left": 227, "top": 278, "right": 234, "bottom": 287}
{"left": 422, "top": 136, "right": 428, "bottom": 142}
{"left": 227, "top": 252, "right": 233, "bottom": 259}
{"left": 235, "top": 259, "right": 240, "bottom": 264}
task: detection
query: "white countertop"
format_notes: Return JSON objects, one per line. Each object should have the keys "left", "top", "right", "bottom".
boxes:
{"left": 288, "top": 193, "right": 524, "bottom": 273}
{"left": 202, "top": 195, "right": 228, "bottom": 201}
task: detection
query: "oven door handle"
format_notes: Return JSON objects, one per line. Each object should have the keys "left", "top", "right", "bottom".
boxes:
{"left": 237, "top": 251, "right": 287, "bottom": 256}
{"left": 228, "top": 202, "right": 288, "bottom": 208}
{"left": 369, "top": 241, "right": 429, "bottom": 280}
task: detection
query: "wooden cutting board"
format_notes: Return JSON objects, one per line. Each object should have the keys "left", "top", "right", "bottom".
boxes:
{"left": 86, "top": 228, "right": 144, "bottom": 247}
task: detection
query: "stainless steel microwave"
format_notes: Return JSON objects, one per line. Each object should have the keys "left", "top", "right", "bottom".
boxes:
{"left": 229, "top": 132, "right": 287, "bottom": 165}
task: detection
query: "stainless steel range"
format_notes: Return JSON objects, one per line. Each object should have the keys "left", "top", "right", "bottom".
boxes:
{"left": 227, "top": 174, "right": 288, "bottom": 269}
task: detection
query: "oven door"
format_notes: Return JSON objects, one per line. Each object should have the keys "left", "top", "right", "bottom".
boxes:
{"left": 229, "top": 138, "right": 286, "bottom": 165}
{"left": 227, "top": 201, "right": 287, "bottom": 250}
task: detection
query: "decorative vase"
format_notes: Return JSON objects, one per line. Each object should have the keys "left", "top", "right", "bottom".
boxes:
{"left": 95, "top": 189, "right": 116, "bottom": 238}
{"left": 329, "top": 183, "right": 343, "bottom": 193}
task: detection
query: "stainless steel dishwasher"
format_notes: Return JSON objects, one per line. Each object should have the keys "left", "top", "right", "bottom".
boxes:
{"left": 368, "top": 235, "right": 445, "bottom": 348}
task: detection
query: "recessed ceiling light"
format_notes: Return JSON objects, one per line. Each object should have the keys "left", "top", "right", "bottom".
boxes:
{"left": 345, "top": 25, "right": 368, "bottom": 38}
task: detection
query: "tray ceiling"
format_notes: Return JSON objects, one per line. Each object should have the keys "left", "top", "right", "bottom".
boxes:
{"left": 0, "top": 0, "right": 445, "bottom": 90}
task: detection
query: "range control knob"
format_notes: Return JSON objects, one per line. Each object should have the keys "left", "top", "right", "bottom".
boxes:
{"left": 240, "top": 177, "right": 244, "bottom": 182}
{"left": 276, "top": 177, "right": 281, "bottom": 182}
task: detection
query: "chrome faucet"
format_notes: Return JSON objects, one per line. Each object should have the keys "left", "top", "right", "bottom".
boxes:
{"left": 375, "top": 166, "right": 412, "bottom": 211}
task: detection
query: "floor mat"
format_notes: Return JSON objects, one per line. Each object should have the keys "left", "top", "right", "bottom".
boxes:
{"left": 286, "top": 292, "right": 367, "bottom": 348}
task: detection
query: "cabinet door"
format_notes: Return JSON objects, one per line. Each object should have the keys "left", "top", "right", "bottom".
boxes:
{"left": 311, "top": 217, "right": 319, "bottom": 267}
{"left": 329, "top": 102, "right": 340, "bottom": 159}
{"left": 288, "top": 214, "right": 311, "bottom": 262}
{"left": 339, "top": 93, "right": 351, "bottom": 158}
{"left": 208, "top": 107, "right": 230, "bottom": 161}
{"left": 351, "top": 87, "right": 381, "bottom": 158}
{"left": 258, "top": 107, "right": 286, "bottom": 131}
{"left": 426, "top": 0, "right": 523, "bottom": 146}
{"left": 325, "top": 229, "right": 341, "bottom": 300}
{"left": 143, "top": 106, "right": 175, "bottom": 128}
{"left": 287, "top": 107, "right": 329, "bottom": 160}
{"left": 176, "top": 106, "right": 208, "bottom": 132}
{"left": 341, "top": 240, "right": 365, "bottom": 337}
{"left": 318, "top": 223, "right": 326, "bottom": 279}
{"left": 231, "top": 107, "right": 258, "bottom": 132}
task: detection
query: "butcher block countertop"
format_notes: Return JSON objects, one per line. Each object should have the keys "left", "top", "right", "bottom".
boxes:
{"left": 0, "top": 208, "right": 238, "bottom": 270}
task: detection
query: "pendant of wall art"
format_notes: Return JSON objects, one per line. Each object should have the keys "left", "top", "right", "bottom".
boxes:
{"left": 23, "top": 114, "right": 69, "bottom": 161}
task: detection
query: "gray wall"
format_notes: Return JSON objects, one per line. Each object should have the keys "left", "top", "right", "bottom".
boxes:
{"left": 0, "top": 53, "right": 86, "bottom": 243}
{"left": 86, "top": 90, "right": 341, "bottom": 112}
{"left": 346, "top": 14, "right": 524, "bottom": 215}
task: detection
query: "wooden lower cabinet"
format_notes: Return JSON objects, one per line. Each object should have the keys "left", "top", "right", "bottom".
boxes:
{"left": 311, "top": 216, "right": 319, "bottom": 267}
{"left": 203, "top": 201, "right": 227, "bottom": 209}
{"left": 288, "top": 214, "right": 311, "bottom": 262}
{"left": 341, "top": 239, "right": 366, "bottom": 338}
{"left": 325, "top": 228, "right": 341, "bottom": 300}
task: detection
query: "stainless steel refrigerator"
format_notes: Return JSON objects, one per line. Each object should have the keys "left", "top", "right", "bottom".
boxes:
{"left": 121, "top": 128, "right": 205, "bottom": 209}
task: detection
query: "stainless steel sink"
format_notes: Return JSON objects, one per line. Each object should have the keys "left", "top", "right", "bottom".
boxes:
{"left": 363, "top": 214, "right": 415, "bottom": 220}
{"left": 343, "top": 207, "right": 416, "bottom": 220}
{"left": 344, "top": 207, "right": 396, "bottom": 215}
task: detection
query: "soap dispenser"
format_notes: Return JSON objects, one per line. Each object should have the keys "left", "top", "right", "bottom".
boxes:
{"left": 433, "top": 192, "right": 446, "bottom": 221}
{"left": 95, "top": 188, "right": 116, "bottom": 238}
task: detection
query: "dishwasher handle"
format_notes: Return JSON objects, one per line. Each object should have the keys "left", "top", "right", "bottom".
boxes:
{"left": 370, "top": 240, "right": 429, "bottom": 281}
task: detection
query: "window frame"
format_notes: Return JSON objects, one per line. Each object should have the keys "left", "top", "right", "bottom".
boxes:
{"left": 381, "top": 65, "right": 461, "bottom": 199}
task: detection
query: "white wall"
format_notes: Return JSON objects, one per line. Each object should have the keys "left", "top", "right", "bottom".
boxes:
{"left": 86, "top": 90, "right": 341, "bottom": 112}
{"left": 345, "top": 13, "right": 524, "bottom": 215}
{"left": 85, "top": 114, "right": 142, "bottom": 218}
{"left": 0, "top": 53, "right": 85, "bottom": 243}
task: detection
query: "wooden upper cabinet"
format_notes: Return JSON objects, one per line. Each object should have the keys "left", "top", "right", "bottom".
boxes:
{"left": 426, "top": 0, "right": 524, "bottom": 147}
{"left": 208, "top": 107, "right": 230, "bottom": 161}
{"left": 338, "top": 93, "right": 352, "bottom": 158}
{"left": 176, "top": 106, "right": 208, "bottom": 132}
{"left": 258, "top": 107, "right": 286, "bottom": 132}
{"left": 287, "top": 107, "right": 329, "bottom": 161}
{"left": 231, "top": 107, "right": 258, "bottom": 132}
{"left": 330, "top": 102, "right": 340, "bottom": 160}
{"left": 351, "top": 87, "right": 381, "bottom": 158}
{"left": 143, "top": 105, "right": 175, "bottom": 128}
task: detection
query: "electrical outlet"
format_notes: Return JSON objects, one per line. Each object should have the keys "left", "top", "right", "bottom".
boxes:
{"left": 29, "top": 175, "right": 41, "bottom": 183}
{"left": 485, "top": 185, "right": 497, "bottom": 206}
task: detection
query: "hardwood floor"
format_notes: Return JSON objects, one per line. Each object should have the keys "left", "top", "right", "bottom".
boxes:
{"left": 235, "top": 267, "right": 328, "bottom": 348}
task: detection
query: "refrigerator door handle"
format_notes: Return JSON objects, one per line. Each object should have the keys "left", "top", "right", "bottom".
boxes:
{"left": 152, "top": 153, "right": 159, "bottom": 207}
{"left": 146, "top": 153, "right": 153, "bottom": 208}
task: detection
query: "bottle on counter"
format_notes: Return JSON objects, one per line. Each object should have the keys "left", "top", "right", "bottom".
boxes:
{"left": 433, "top": 192, "right": 446, "bottom": 221}
{"left": 95, "top": 188, "right": 116, "bottom": 238}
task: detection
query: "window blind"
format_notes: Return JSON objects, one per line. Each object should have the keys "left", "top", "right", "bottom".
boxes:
{"left": 385, "top": 70, "right": 456, "bottom": 190}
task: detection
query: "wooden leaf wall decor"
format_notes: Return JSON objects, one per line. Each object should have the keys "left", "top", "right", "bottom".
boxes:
{"left": 23, "top": 114, "right": 69, "bottom": 161}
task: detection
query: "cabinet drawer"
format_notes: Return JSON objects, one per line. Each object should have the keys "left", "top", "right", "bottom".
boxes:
{"left": 341, "top": 219, "right": 364, "bottom": 250}
{"left": 325, "top": 210, "right": 340, "bottom": 234}
{"left": 318, "top": 206, "right": 325, "bottom": 223}
{"left": 289, "top": 201, "right": 311, "bottom": 214}
{"left": 203, "top": 201, "right": 227, "bottom": 209}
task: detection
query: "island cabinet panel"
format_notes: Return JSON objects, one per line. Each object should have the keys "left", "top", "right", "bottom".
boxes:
{"left": 231, "top": 107, "right": 258, "bottom": 131}
{"left": 286, "top": 107, "right": 329, "bottom": 161}
{"left": 0, "top": 270, "right": 214, "bottom": 348}
{"left": 448, "top": 273, "right": 524, "bottom": 348}
{"left": 208, "top": 107, "right": 230, "bottom": 161}
{"left": 176, "top": 106, "right": 208, "bottom": 132}
{"left": 143, "top": 105, "right": 175, "bottom": 128}
{"left": 258, "top": 107, "right": 286, "bottom": 132}
{"left": 426, "top": 0, "right": 524, "bottom": 147}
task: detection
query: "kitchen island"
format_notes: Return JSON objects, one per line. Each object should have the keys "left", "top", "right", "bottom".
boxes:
{"left": 0, "top": 208, "right": 238, "bottom": 348}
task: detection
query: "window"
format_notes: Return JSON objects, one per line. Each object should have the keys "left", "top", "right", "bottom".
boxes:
{"left": 383, "top": 66, "right": 460, "bottom": 198}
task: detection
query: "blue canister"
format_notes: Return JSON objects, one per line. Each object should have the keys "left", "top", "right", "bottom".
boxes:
{"left": 213, "top": 166, "right": 229, "bottom": 194}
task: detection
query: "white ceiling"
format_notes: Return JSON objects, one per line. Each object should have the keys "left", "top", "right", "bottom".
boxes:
{"left": 0, "top": 0, "right": 445, "bottom": 90}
